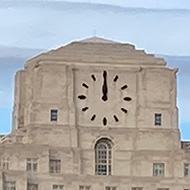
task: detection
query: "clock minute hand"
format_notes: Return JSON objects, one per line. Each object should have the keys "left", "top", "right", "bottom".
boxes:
{"left": 102, "top": 71, "right": 108, "bottom": 101}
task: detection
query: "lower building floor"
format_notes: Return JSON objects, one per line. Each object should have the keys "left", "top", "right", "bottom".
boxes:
{"left": 1, "top": 172, "right": 190, "bottom": 190}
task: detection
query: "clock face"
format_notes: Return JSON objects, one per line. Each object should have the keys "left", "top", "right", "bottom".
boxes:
{"left": 76, "top": 70, "right": 132, "bottom": 126}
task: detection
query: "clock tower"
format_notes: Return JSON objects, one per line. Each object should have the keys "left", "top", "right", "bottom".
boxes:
{"left": 13, "top": 36, "right": 180, "bottom": 175}
{"left": 1, "top": 37, "right": 188, "bottom": 190}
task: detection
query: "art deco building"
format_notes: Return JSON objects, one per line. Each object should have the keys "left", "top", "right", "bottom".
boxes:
{"left": 0, "top": 37, "right": 190, "bottom": 190}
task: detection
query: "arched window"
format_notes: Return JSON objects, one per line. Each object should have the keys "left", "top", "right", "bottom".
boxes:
{"left": 95, "top": 138, "right": 112, "bottom": 175}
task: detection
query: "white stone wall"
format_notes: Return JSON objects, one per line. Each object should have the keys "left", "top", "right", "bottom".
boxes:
{"left": 1, "top": 38, "right": 190, "bottom": 189}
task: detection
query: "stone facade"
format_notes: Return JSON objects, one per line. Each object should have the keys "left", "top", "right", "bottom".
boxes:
{"left": 0, "top": 37, "right": 190, "bottom": 190}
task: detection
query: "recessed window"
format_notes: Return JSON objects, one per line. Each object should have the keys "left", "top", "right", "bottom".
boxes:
{"left": 51, "top": 109, "right": 58, "bottom": 121}
{"left": 27, "top": 158, "right": 38, "bottom": 173}
{"left": 49, "top": 159, "right": 61, "bottom": 173}
{"left": 79, "top": 185, "right": 91, "bottom": 190}
{"left": 132, "top": 188, "right": 143, "bottom": 190}
{"left": 95, "top": 138, "right": 112, "bottom": 175}
{"left": 157, "top": 189, "right": 169, "bottom": 190}
{"left": 153, "top": 163, "right": 165, "bottom": 177}
{"left": 184, "top": 163, "right": 190, "bottom": 177}
{"left": 27, "top": 183, "right": 38, "bottom": 190}
{"left": 3, "top": 181, "right": 16, "bottom": 190}
{"left": 0, "top": 157, "right": 9, "bottom": 170}
{"left": 53, "top": 185, "right": 64, "bottom": 190}
{"left": 105, "top": 186, "right": 117, "bottom": 190}
{"left": 155, "top": 113, "right": 162, "bottom": 126}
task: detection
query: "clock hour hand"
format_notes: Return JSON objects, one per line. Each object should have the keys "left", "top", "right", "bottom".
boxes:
{"left": 102, "top": 71, "right": 108, "bottom": 101}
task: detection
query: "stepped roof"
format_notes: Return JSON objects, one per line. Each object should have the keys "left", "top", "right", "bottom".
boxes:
{"left": 25, "top": 37, "right": 166, "bottom": 68}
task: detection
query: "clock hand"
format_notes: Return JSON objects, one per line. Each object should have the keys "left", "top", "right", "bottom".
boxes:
{"left": 102, "top": 71, "right": 108, "bottom": 101}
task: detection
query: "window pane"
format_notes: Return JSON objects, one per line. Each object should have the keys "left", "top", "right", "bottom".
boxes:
{"left": 184, "top": 163, "right": 190, "bottom": 176}
{"left": 95, "top": 139, "right": 112, "bottom": 176}
{"left": 49, "top": 159, "right": 61, "bottom": 173}
{"left": 155, "top": 113, "right": 162, "bottom": 126}
{"left": 27, "top": 158, "right": 38, "bottom": 173}
{"left": 4, "top": 181, "right": 16, "bottom": 190}
{"left": 53, "top": 185, "right": 64, "bottom": 190}
{"left": 153, "top": 163, "right": 164, "bottom": 177}
{"left": 27, "top": 183, "right": 38, "bottom": 190}
{"left": 51, "top": 110, "right": 58, "bottom": 121}
{"left": 1, "top": 157, "right": 9, "bottom": 170}
{"left": 132, "top": 188, "right": 143, "bottom": 190}
{"left": 79, "top": 185, "right": 91, "bottom": 190}
{"left": 105, "top": 186, "right": 117, "bottom": 190}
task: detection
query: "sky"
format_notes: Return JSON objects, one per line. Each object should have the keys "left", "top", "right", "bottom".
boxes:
{"left": 0, "top": 0, "right": 190, "bottom": 139}
{"left": 0, "top": 1, "right": 190, "bottom": 55}
{"left": 5, "top": 0, "right": 190, "bottom": 9}
{"left": 62, "top": 0, "right": 190, "bottom": 9}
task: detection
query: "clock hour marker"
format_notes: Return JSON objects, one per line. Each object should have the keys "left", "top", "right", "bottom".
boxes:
{"left": 78, "top": 95, "right": 86, "bottom": 100}
{"left": 91, "top": 74, "right": 96, "bottom": 81}
{"left": 121, "top": 108, "right": 128, "bottom": 114}
{"left": 113, "top": 115, "right": 119, "bottom": 122}
{"left": 123, "top": 97, "right": 132, "bottom": 101}
{"left": 121, "top": 85, "right": 128, "bottom": 90}
{"left": 82, "top": 83, "right": 89, "bottom": 88}
{"left": 91, "top": 114, "right": 96, "bottom": 121}
{"left": 103, "top": 117, "right": 107, "bottom": 126}
{"left": 113, "top": 75, "right": 118, "bottom": 82}
{"left": 102, "top": 71, "right": 108, "bottom": 101}
{"left": 82, "top": 107, "right": 89, "bottom": 112}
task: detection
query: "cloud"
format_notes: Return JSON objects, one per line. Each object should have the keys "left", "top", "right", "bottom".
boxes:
{"left": 0, "top": 46, "right": 44, "bottom": 58}
{"left": 63, "top": 0, "right": 190, "bottom": 10}
{"left": 0, "top": 47, "right": 43, "bottom": 108}
{"left": 0, "top": 1, "right": 190, "bottom": 55}
{"left": 2, "top": 0, "right": 189, "bottom": 10}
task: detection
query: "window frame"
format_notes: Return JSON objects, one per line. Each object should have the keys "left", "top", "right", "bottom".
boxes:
{"left": 4, "top": 181, "right": 16, "bottom": 190}
{"left": 184, "top": 163, "right": 190, "bottom": 177}
{"left": 105, "top": 186, "right": 117, "bottom": 190}
{"left": 154, "top": 113, "right": 162, "bottom": 126}
{"left": 49, "top": 159, "right": 61, "bottom": 174}
{"left": 51, "top": 109, "right": 58, "bottom": 122}
{"left": 95, "top": 138, "right": 112, "bottom": 176}
{"left": 53, "top": 184, "right": 64, "bottom": 190}
{"left": 132, "top": 188, "right": 143, "bottom": 190}
{"left": 79, "top": 185, "right": 91, "bottom": 190}
{"left": 153, "top": 163, "right": 165, "bottom": 177}
{"left": 26, "top": 158, "right": 38, "bottom": 173}
{"left": 0, "top": 156, "right": 9, "bottom": 170}
{"left": 27, "top": 183, "right": 38, "bottom": 190}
